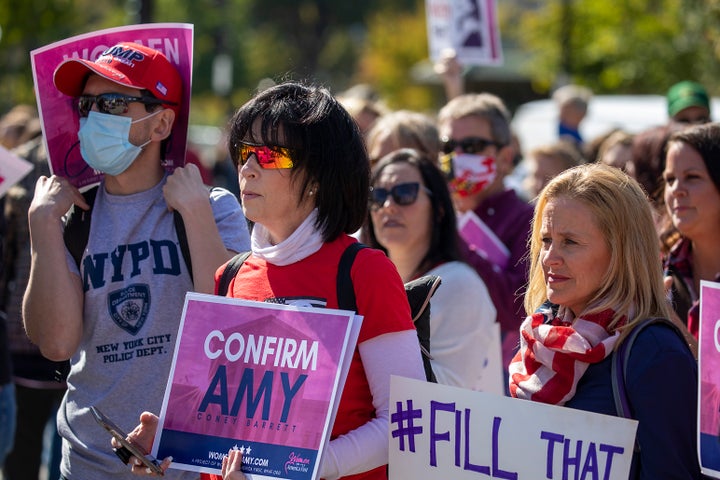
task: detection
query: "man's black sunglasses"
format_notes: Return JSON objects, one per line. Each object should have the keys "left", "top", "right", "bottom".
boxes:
{"left": 369, "top": 182, "right": 432, "bottom": 210}
{"left": 441, "top": 136, "right": 504, "bottom": 154}
{"left": 77, "top": 93, "right": 177, "bottom": 118}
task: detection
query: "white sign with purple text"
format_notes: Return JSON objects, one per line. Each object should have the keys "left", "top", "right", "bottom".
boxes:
{"left": 389, "top": 376, "right": 638, "bottom": 479}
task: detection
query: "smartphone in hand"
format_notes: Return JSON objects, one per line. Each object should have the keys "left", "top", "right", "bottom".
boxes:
{"left": 90, "top": 405, "right": 164, "bottom": 476}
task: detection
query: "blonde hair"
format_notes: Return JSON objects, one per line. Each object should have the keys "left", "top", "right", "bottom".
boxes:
{"left": 365, "top": 110, "right": 440, "bottom": 164}
{"left": 528, "top": 141, "right": 584, "bottom": 171}
{"left": 596, "top": 130, "right": 634, "bottom": 166}
{"left": 525, "top": 163, "right": 671, "bottom": 335}
{"left": 552, "top": 84, "right": 592, "bottom": 112}
{"left": 336, "top": 94, "right": 388, "bottom": 135}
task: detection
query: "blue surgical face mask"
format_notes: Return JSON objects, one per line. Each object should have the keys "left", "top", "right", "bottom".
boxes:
{"left": 78, "top": 110, "right": 159, "bottom": 176}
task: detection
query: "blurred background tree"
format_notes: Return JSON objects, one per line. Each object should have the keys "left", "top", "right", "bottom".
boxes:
{"left": 0, "top": 0, "right": 717, "bottom": 126}
{"left": 504, "top": 0, "right": 712, "bottom": 94}
{"left": 0, "top": 0, "right": 127, "bottom": 117}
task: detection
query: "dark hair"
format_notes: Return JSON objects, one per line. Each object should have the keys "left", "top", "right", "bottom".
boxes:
{"left": 140, "top": 89, "right": 173, "bottom": 162}
{"left": 659, "top": 122, "right": 720, "bottom": 253}
{"left": 227, "top": 81, "right": 370, "bottom": 242}
{"left": 666, "top": 123, "right": 720, "bottom": 190}
{"left": 631, "top": 124, "right": 671, "bottom": 203}
{"left": 364, "top": 148, "right": 462, "bottom": 274}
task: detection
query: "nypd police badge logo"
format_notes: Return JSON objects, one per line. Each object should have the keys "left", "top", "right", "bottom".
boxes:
{"left": 108, "top": 284, "right": 151, "bottom": 335}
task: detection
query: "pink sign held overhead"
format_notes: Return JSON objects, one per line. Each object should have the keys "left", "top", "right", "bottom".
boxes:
{"left": 30, "top": 23, "right": 193, "bottom": 189}
{"left": 425, "top": 0, "right": 503, "bottom": 66}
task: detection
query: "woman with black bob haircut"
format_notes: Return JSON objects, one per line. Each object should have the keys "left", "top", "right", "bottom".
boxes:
{"left": 228, "top": 81, "right": 370, "bottom": 241}
{"left": 121, "top": 82, "right": 426, "bottom": 480}
{"left": 364, "top": 148, "right": 498, "bottom": 391}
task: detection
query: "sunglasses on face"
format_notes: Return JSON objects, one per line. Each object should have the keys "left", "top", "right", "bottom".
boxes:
{"left": 441, "top": 136, "right": 503, "bottom": 155}
{"left": 77, "top": 93, "right": 173, "bottom": 118}
{"left": 369, "top": 182, "right": 432, "bottom": 210}
{"left": 236, "top": 141, "right": 295, "bottom": 169}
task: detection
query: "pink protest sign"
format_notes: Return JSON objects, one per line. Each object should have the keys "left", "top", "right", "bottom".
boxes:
{"left": 0, "top": 146, "right": 34, "bottom": 198}
{"left": 153, "top": 293, "right": 361, "bottom": 479}
{"left": 457, "top": 209, "right": 510, "bottom": 270}
{"left": 30, "top": 23, "right": 193, "bottom": 189}
{"left": 699, "top": 281, "right": 720, "bottom": 477}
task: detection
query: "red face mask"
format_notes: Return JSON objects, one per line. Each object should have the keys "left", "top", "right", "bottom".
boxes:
{"left": 440, "top": 152, "right": 497, "bottom": 197}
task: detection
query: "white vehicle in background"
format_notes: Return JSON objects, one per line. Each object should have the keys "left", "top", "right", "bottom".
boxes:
{"left": 511, "top": 94, "right": 720, "bottom": 157}
{"left": 188, "top": 124, "right": 224, "bottom": 167}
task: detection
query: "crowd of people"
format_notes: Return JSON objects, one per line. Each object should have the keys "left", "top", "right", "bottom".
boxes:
{"left": 0, "top": 37, "right": 714, "bottom": 480}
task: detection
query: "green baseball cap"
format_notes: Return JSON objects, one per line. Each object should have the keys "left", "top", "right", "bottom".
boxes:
{"left": 667, "top": 81, "right": 710, "bottom": 117}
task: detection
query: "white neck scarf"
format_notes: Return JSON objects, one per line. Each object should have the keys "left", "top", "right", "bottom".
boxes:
{"left": 250, "top": 209, "right": 324, "bottom": 266}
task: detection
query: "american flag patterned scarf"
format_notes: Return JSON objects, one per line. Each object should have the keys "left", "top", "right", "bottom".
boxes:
{"left": 508, "top": 301, "right": 622, "bottom": 405}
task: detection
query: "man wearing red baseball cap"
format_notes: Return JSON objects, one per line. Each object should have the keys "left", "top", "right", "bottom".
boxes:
{"left": 23, "top": 41, "right": 250, "bottom": 480}
{"left": 54, "top": 42, "right": 182, "bottom": 116}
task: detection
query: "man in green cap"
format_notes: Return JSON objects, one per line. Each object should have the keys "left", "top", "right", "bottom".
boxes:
{"left": 667, "top": 80, "right": 711, "bottom": 126}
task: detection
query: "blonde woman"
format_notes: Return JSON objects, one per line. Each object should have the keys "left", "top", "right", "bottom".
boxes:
{"left": 364, "top": 110, "right": 441, "bottom": 167}
{"left": 510, "top": 163, "right": 700, "bottom": 479}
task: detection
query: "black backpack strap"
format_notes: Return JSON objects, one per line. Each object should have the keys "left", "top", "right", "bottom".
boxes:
{"left": 217, "top": 251, "right": 252, "bottom": 296}
{"left": 337, "top": 242, "right": 441, "bottom": 383}
{"left": 336, "top": 242, "right": 366, "bottom": 311}
{"left": 611, "top": 317, "right": 686, "bottom": 455}
{"left": 404, "top": 275, "right": 442, "bottom": 383}
{"left": 63, "top": 186, "right": 194, "bottom": 281}
{"left": 173, "top": 186, "right": 225, "bottom": 283}
{"left": 173, "top": 211, "right": 193, "bottom": 282}
{"left": 217, "top": 243, "right": 366, "bottom": 301}
{"left": 666, "top": 266, "right": 693, "bottom": 327}
{"left": 63, "top": 186, "right": 99, "bottom": 268}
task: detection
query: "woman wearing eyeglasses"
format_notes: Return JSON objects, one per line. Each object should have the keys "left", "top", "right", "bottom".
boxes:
{"left": 437, "top": 92, "right": 534, "bottom": 377}
{"left": 363, "top": 149, "right": 498, "bottom": 392}
{"left": 122, "top": 81, "right": 426, "bottom": 480}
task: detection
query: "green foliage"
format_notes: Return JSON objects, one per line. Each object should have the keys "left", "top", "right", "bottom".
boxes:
{"left": 0, "top": 0, "right": 127, "bottom": 113}
{"left": 506, "top": 0, "right": 714, "bottom": 95}
{"left": 356, "top": 2, "right": 436, "bottom": 111}
{"left": 1, "top": 0, "right": 719, "bottom": 122}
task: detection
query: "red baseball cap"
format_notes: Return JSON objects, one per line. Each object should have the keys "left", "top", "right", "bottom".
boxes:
{"left": 53, "top": 42, "right": 182, "bottom": 114}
